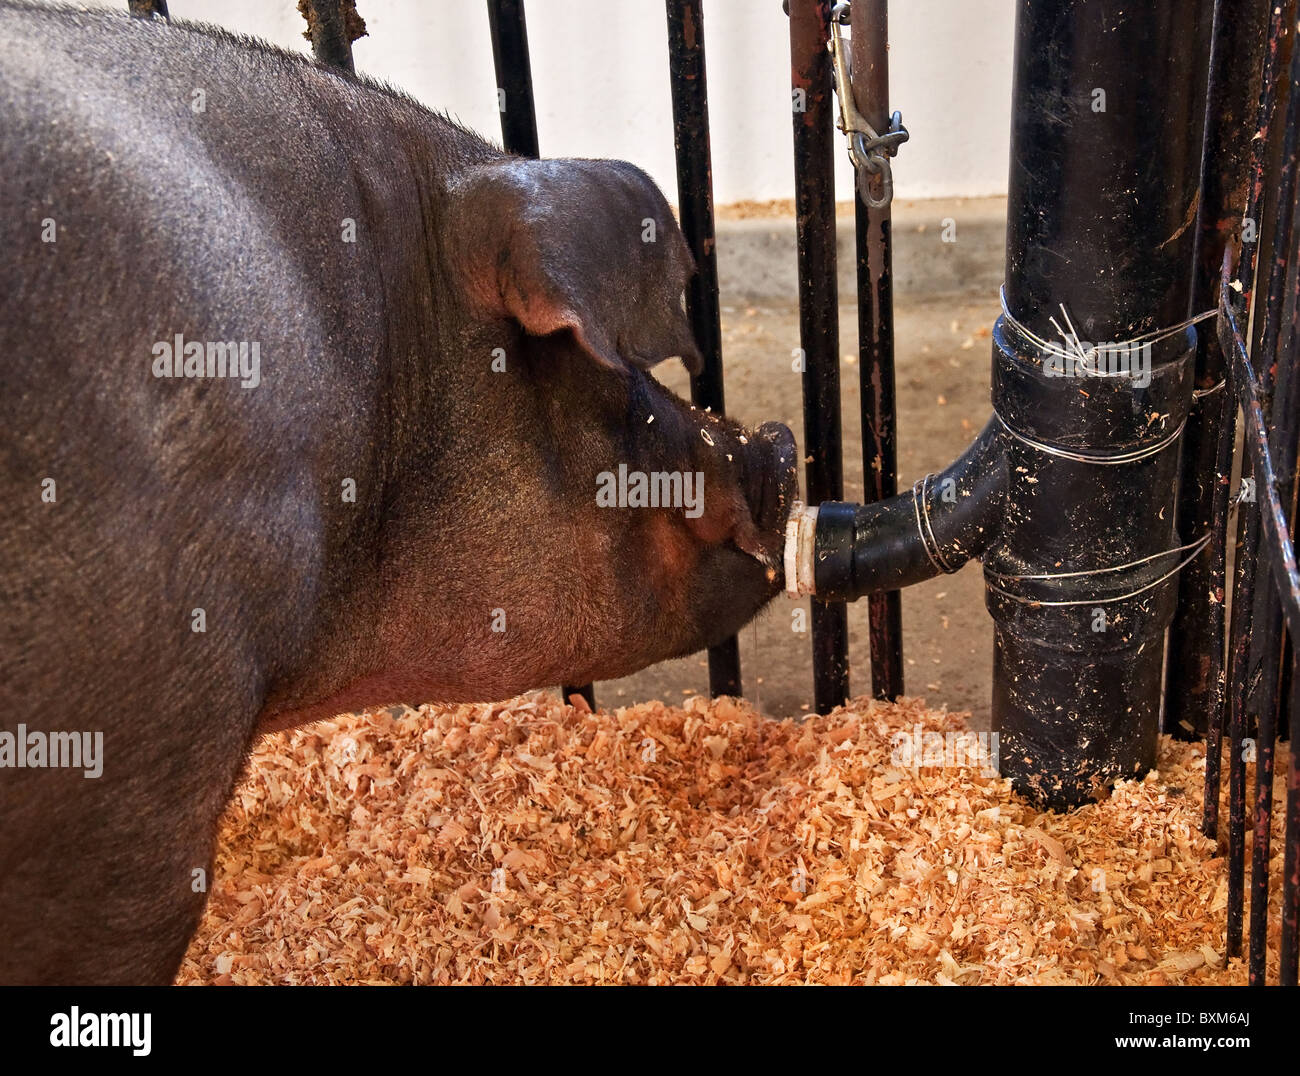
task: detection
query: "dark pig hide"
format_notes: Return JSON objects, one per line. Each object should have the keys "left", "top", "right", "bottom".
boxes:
{"left": 0, "top": 2, "right": 798, "bottom": 984}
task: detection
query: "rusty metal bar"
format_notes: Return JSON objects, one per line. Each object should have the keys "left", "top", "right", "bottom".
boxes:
{"left": 1225, "top": 499, "right": 1258, "bottom": 960}
{"left": 1283, "top": 656, "right": 1300, "bottom": 983}
{"left": 487, "top": 0, "right": 539, "bottom": 158}
{"left": 1166, "top": 0, "right": 1271, "bottom": 742}
{"left": 1220, "top": 265, "right": 1300, "bottom": 967}
{"left": 484, "top": 3, "right": 591, "bottom": 709}
{"left": 1222, "top": 315, "right": 1300, "bottom": 676}
{"left": 300, "top": 0, "right": 363, "bottom": 74}
{"left": 482, "top": 2, "right": 588, "bottom": 708}
{"left": 665, "top": 0, "right": 743, "bottom": 698}
{"left": 1202, "top": 383, "right": 1236, "bottom": 841}
{"left": 849, "top": 0, "right": 903, "bottom": 701}
{"left": 1205, "top": 0, "right": 1292, "bottom": 841}
{"left": 789, "top": 0, "right": 850, "bottom": 713}
{"left": 1247, "top": 10, "right": 1300, "bottom": 982}
{"left": 1213, "top": 0, "right": 1296, "bottom": 967}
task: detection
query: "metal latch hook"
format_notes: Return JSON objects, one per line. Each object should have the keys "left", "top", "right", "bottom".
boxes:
{"left": 827, "top": 1, "right": 908, "bottom": 209}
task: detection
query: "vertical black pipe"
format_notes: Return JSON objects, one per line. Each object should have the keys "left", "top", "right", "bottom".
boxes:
{"left": 850, "top": 0, "right": 903, "bottom": 701}
{"left": 127, "top": 0, "right": 168, "bottom": 17}
{"left": 790, "top": 0, "right": 850, "bottom": 714}
{"left": 1165, "top": 0, "right": 1271, "bottom": 742}
{"left": 300, "top": 0, "right": 362, "bottom": 74}
{"left": 484, "top": 2, "right": 588, "bottom": 708}
{"left": 486, "top": 0, "right": 539, "bottom": 158}
{"left": 987, "top": 0, "right": 1212, "bottom": 810}
{"left": 666, "top": 0, "right": 743, "bottom": 699}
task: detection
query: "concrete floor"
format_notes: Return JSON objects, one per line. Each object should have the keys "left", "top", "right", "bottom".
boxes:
{"left": 596, "top": 291, "right": 1000, "bottom": 726}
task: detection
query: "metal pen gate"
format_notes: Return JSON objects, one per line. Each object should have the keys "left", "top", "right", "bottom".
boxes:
{"left": 122, "top": 0, "right": 1300, "bottom": 983}
{"left": 1192, "top": 0, "right": 1300, "bottom": 988}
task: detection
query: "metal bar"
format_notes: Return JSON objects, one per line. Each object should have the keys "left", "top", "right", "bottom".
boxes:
{"left": 1247, "top": 9, "right": 1296, "bottom": 370}
{"left": 300, "top": 0, "right": 361, "bottom": 74}
{"left": 665, "top": 0, "right": 743, "bottom": 699}
{"left": 1225, "top": 499, "right": 1256, "bottom": 959}
{"left": 1249, "top": 616, "right": 1281, "bottom": 982}
{"left": 1247, "top": 17, "right": 1300, "bottom": 981}
{"left": 1223, "top": 200, "right": 1300, "bottom": 977}
{"left": 849, "top": 0, "right": 903, "bottom": 701}
{"left": 563, "top": 683, "right": 595, "bottom": 710}
{"left": 1283, "top": 281, "right": 1300, "bottom": 985}
{"left": 486, "top": 0, "right": 539, "bottom": 158}
{"left": 1224, "top": 301, "right": 1300, "bottom": 642}
{"left": 1219, "top": 279, "right": 1300, "bottom": 961}
{"left": 1240, "top": 3, "right": 1294, "bottom": 302}
{"left": 1282, "top": 652, "right": 1300, "bottom": 984}
{"left": 1205, "top": 0, "right": 1292, "bottom": 840}
{"left": 127, "top": 0, "right": 168, "bottom": 17}
{"left": 789, "top": 0, "right": 850, "bottom": 713}
{"left": 483, "top": 2, "right": 587, "bottom": 708}
{"left": 1202, "top": 380, "right": 1236, "bottom": 838}
{"left": 1165, "top": 0, "right": 1272, "bottom": 741}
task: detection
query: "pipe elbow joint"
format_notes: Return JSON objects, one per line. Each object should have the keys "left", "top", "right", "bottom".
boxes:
{"left": 785, "top": 418, "right": 1007, "bottom": 601}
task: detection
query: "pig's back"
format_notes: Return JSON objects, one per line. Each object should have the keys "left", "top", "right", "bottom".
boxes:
{"left": 0, "top": 4, "right": 386, "bottom": 714}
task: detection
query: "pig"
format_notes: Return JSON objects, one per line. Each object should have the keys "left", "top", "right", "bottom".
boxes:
{"left": 0, "top": 4, "right": 797, "bottom": 984}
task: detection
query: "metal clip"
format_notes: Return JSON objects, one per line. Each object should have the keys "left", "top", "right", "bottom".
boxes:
{"left": 827, "top": 1, "right": 908, "bottom": 209}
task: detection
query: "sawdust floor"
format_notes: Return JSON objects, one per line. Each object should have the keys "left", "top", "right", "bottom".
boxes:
{"left": 179, "top": 692, "right": 1288, "bottom": 985}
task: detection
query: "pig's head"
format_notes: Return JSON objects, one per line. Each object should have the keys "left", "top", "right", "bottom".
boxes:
{"left": 377, "top": 156, "right": 798, "bottom": 701}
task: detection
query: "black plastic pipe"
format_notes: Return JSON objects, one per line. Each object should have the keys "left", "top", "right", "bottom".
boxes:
{"left": 666, "top": 0, "right": 744, "bottom": 699}
{"left": 974, "top": 0, "right": 1211, "bottom": 809}
{"left": 794, "top": 0, "right": 1213, "bottom": 810}
{"left": 804, "top": 419, "right": 1006, "bottom": 601}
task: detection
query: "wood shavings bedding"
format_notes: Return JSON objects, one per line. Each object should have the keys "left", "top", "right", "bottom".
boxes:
{"left": 178, "top": 692, "right": 1290, "bottom": 985}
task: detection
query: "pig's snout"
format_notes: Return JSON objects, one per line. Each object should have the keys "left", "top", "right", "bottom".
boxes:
{"left": 746, "top": 422, "right": 799, "bottom": 537}
{"left": 725, "top": 421, "right": 799, "bottom": 572}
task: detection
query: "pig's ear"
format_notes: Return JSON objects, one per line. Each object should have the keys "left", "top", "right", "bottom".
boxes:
{"left": 447, "top": 158, "right": 704, "bottom": 375}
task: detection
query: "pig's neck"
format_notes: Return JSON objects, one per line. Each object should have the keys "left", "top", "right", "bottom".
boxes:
{"left": 256, "top": 84, "right": 505, "bottom": 730}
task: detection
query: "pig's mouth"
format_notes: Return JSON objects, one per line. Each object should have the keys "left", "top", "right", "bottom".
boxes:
{"left": 732, "top": 422, "right": 800, "bottom": 573}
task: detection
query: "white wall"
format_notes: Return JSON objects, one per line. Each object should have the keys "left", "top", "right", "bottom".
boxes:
{"left": 82, "top": 0, "right": 1016, "bottom": 203}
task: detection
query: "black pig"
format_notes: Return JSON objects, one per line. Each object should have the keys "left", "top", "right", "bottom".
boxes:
{"left": 0, "top": 4, "right": 797, "bottom": 983}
